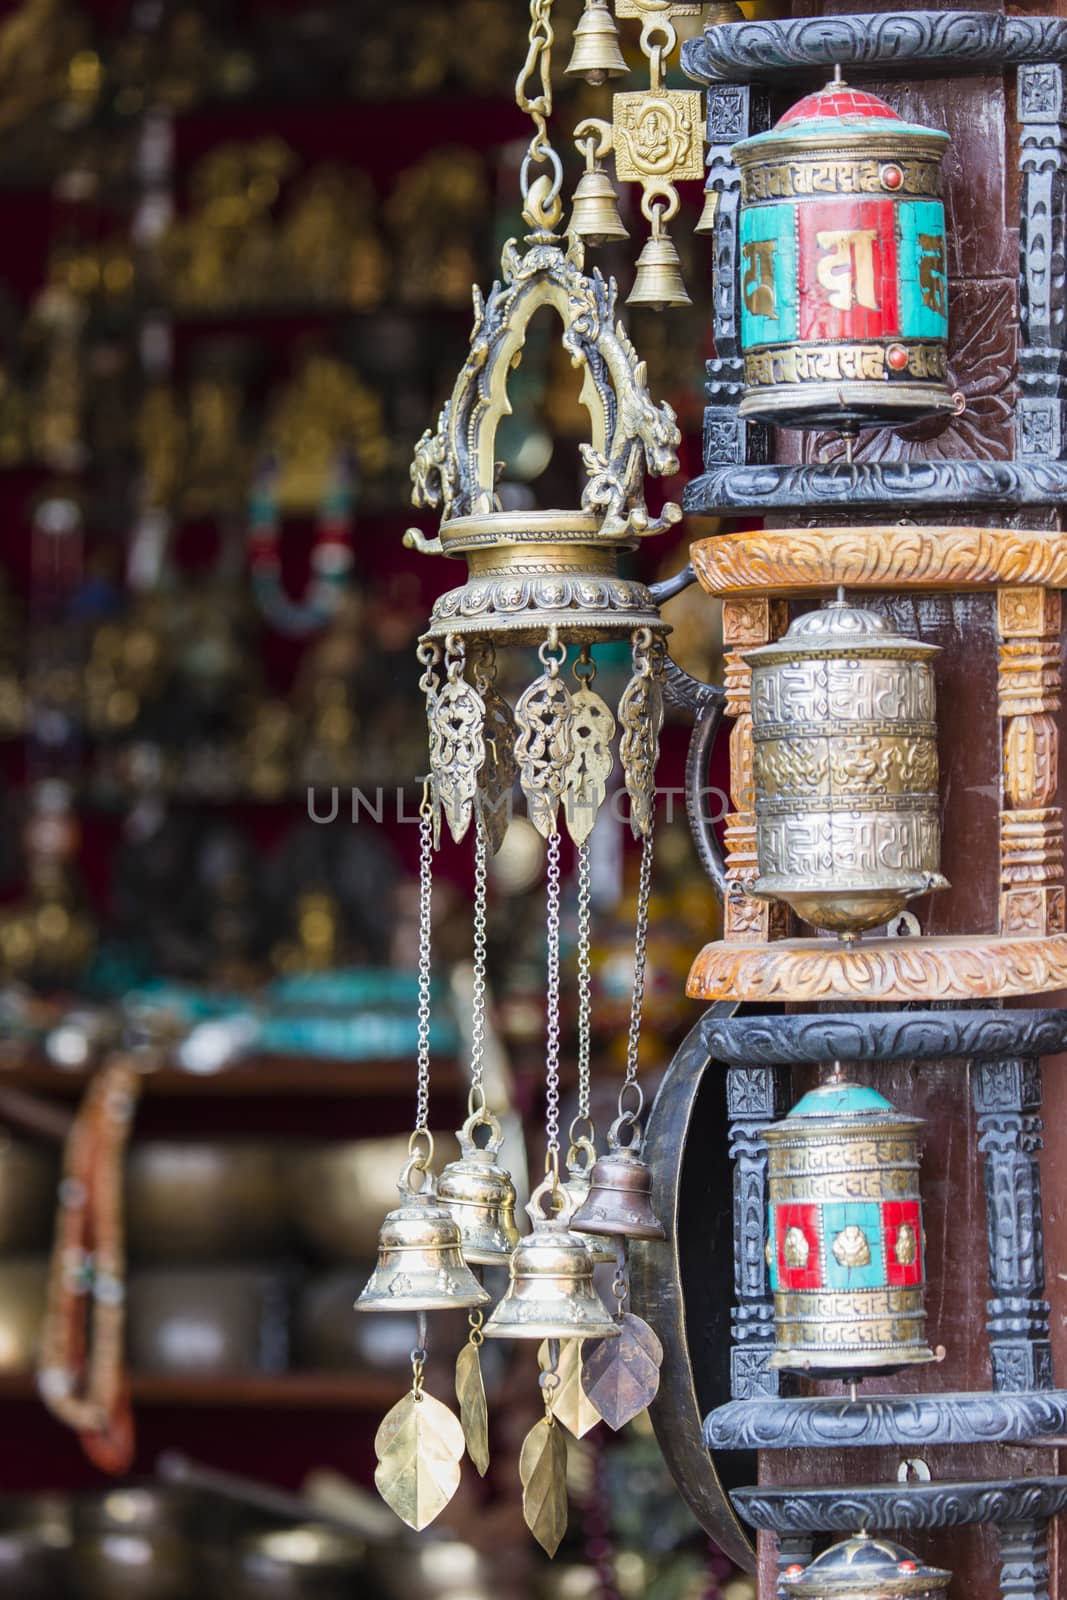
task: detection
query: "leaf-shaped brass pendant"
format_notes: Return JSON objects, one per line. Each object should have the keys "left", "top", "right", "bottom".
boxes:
{"left": 455, "top": 1340, "right": 490, "bottom": 1477}
{"left": 562, "top": 684, "right": 616, "bottom": 845}
{"left": 619, "top": 669, "right": 664, "bottom": 839}
{"left": 428, "top": 676, "right": 486, "bottom": 843}
{"left": 514, "top": 672, "right": 573, "bottom": 838}
{"left": 581, "top": 1312, "right": 663, "bottom": 1431}
{"left": 374, "top": 1390, "right": 466, "bottom": 1531}
{"left": 477, "top": 686, "right": 518, "bottom": 854}
{"left": 519, "top": 1414, "right": 568, "bottom": 1557}
{"left": 538, "top": 1338, "right": 599, "bottom": 1438}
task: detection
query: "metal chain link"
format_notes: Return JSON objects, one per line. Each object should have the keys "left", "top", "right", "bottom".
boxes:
{"left": 576, "top": 839, "right": 592, "bottom": 1124}
{"left": 469, "top": 813, "right": 489, "bottom": 1112}
{"left": 516, "top": 0, "right": 555, "bottom": 161}
{"left": 415, "top": 794, "right": 435, "bottom": 1136}
{"left": 544, "top": 829, "right": 563, "bottom": 1171}
{"left": 624, "top": 818, "right": 655, "bottom": 1093}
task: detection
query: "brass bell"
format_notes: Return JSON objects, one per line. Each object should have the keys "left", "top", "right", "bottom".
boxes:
{"left": 562, "top": 1137, "right": 616, "bottom": 1264}
{"left": 437, "top": 1107, "right": 520, "bottom": 1266}
{"left": 569, "top": 169, "right": 629, "bottom": 247}
{"left": 707, "top": 2, "right": 745, "bottom": 22}
{"left": 482, "top": 1175, "right": 620, "bottom": 1341}
{"left": 570, "top": 1118, "right": 665, "bottom": 1241}
{"left": 356, "top": 1156, "right": 490, "bottom": 1313}
{"left": 694, "top": 186, "right": 720, "bottom": 236}
{"left": 627, "top": 230, "right": 691, "bottom": 311}
{"left": 565, "top": 0, "right": 628, "bottom": 85}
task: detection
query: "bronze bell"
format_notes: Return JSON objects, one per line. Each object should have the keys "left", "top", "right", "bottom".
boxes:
{"left": 570, "top": 1118, "right": 665, "bottom": 1241}
{"left": 569, "top": 169, "right": 629, "bottom": 247}
{"left": 356, "top": 1157, "right": 490, "bottom": 1313}
{"left": 694, "top": 186, "right": 720, "bottom": 236}
{"left": 627, "top": 230, "right": 691, "bottom": 311}
{"left": 707, "top": 2, "right": 745, "bottom": 22}
{"left": 482, "top": 1176, "right": 620, "bottom": 1341}
{"left": 565, "top": 0, "right": 628, "bottom": 85}
{"left": 436, "top": 1107, "right": 520, "bottom": 1266}
{"left": 561, "top": 1137, "right": 616, "bottom": 1264}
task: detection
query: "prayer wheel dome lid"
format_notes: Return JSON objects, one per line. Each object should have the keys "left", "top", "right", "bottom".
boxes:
{"left": 784, "top": 1534, "right": 951, "bottom": 1596}
{"left": 789, "top": 1082, "right": 894, "bottom": 1119}
{"left": 769, "top": 1081, "right": 924, "bottom": 1136}
{"left": 734, "top": 80, "right": 950, "bottom": 155}
{"left": 743, "top": 600, "right": 941, "bottom": 663}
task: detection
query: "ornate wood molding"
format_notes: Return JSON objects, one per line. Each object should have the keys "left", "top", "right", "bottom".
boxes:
{"left": 731, "top": 1480, "right": 1067, "bottom": 1535}
{"left": 682, "top": 461, "right": 1067, "bottom": 520}
{"left": 682, "top": 15, "right": 1067, "bottom": 88}
{"left": 705, "top": 1391, "right": 1067, "bottom": 1452}
{"left": 698, "top": 1008, "right": 1067, "bottom": 1067}
{"left": 690, "top": 527, "right": 1067, "bottom": 599}
{"left": 686, "top": 933, "right": 1067, "bottom": 1004}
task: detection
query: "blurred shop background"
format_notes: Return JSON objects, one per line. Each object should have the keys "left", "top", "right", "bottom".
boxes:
{"left": 0, "top": 0, "right": 748, "bottom": 1594}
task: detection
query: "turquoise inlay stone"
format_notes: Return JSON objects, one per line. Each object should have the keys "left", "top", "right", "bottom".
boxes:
{"left": 739, "top": 200, "right": 798, "bottom": 348}
{"left": 822, "top": 1200, "right": 885, "bottom": 1290}
{"left": 789, "top": 1082, "right": 895, "bottom": 1118}
{"left": 897, "top": 199, "right": 948, "bottom": 339}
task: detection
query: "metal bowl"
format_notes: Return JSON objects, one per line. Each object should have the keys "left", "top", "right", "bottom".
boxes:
{"left": 0, "top": 1140, "right": 59, "bottom": 1253}
{"left": 126, "top": 1268, "right": 289, "bottom": 1375}
{"left": 220, "top": 1523, "right": 369, "bottom": 1599}
{"left": 286, "top": 1134, "right": 458, "bottom": 1262}
{"left": 69, "top": 1487, "right": 222, "bottom": 1600}
{"left": 126, "top": 1142, "right": 287, "bottom": 1261}
{"left": 0, "top": 1260, "right": 49, "bottom": 1373}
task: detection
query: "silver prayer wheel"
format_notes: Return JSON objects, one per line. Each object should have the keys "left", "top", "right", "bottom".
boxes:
{"left": 782, "top": 1534, "right": 951, "bottom": 1600}
{"left": 745, "top": 600, "right": 948, "bottom": 936}
{"left": 765, "top": 1081, "right": 935, "bottom": 1375}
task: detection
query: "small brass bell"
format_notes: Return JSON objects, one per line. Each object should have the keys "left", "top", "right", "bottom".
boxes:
{"left": 627, "top": 230, "right": 691, "bottom": 311}
{"left": 356, "top": 1156, "right": 490, "bottom": 1313}
{"left": 565, "top": 0, "right": 627, "bottom": 85}
{"left": 694, "top": 186, "right": 720, "bottom": 236}
{"left": 483, "top": 1175, "right": 620, "bottom": 1341}
{"left": 561, "top": 1137, "right": 616, "bottom": 1264}
{"left": 437, "top": 1107, "right": 520, "bottom": 1265}
{"left": 571, "top": 1118, "right": 665, "bottom": 1241}
{"left": 569, "top": 169, "right": 629, "bottom": 247}
{"left": 707, "top": 2, "right": 745, "bottom": 22}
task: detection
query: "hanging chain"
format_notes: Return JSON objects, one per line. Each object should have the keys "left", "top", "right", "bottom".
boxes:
{"left": 469, "top": 813, "right": 489, "bottom": 1116}
{"left": 516, "top": 0, "right": 563, "bottom": 228}
{"left": 414, "top": 789, "right": 435, "bottom": 1143}
{"left": 544, "top": 828, "right": 563, "bottom": 1179}
{"left": 576, "top": 839, "right": 593, "bottom": 1127}
{"left": 620, "top": 817, "right": 655, "bottom": 1123}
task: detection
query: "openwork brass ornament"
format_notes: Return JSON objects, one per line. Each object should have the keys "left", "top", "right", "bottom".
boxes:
{"left": 733, "top": 75, "right": 953, "bottom": 431}
{"left": 765, "top": 1079, "right": 936, "bottom": 1375}
{"left": 746, "top": 599, "right": 948, "bottom": 937}
{"left": 782, "top": 1534, "right": 951, "bottom": 1600}
{"left": 563, "top": 651, "right": 616, "bottom": 844}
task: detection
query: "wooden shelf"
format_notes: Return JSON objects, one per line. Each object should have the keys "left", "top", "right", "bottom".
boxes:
{"left": 0, "top": 1054, "right": 462, "bottom": 1099}
{"left": 0, "top": 1371, "right": 400, "bottom": 1409}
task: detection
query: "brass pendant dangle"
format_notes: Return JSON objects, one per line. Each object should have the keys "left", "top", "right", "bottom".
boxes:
{"left": 619, "top": 625, "right": 665, "bottom": 841}
{"left": 563, "top": 648, "right": 616, "bottom": 845}
{"left": 375, "top": 1323, "right": 467, "bottom": 1532}
{"left": 515, "top": 634, "right": 574, "bottom": 839}
{"left": 428, "top": 634, "right": 486, "bottom": 845}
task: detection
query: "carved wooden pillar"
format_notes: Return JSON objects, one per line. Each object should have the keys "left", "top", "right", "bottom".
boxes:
{"left": 727, "top": 1062, "right": 788, "bottom": 1399}
{"left": 998, "top": 587, "right": 1065, "bottom": 939}
{"left": 722, "top": 596, "right": 787, "bottom": 943}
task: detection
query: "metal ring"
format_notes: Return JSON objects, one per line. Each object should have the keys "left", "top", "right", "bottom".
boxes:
{"left": 617, "top": 1080, "right": 645, "bottom": 1120}
{"left": 520, "top": 146, "right": 564, "bottom": 208}
{"left": 641, "top": 187, "right": 680, "bottom": 226}
{"left": 568, "top": 1112, "right": 596, "bottom": 1146}
{"left": 468, "top": 1083, "right": 488, "bottom": 1119}
{"left": 407, "top": 1128, "right": 435, "bottom": 1167}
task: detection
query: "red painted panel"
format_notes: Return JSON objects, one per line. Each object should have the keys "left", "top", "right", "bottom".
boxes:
{"left": 798, "top": 198, "right": 900, "bottom": 340}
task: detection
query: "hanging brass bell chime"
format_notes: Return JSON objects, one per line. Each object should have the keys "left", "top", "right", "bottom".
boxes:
{"left": 483, "top": 1177, "right": 620, "bottom": 1341}
{"left": 628, "top": 226, "right": 692, "bottom": 312}
{"left": 570, "top": 168, "right": 629, "bottom": 247}
{"left": 566, "top": 0, "right": 628, "bottom": 84}
{"left": 561, "top": 1136, "right": 616, "bottom": 1263}
{"left": 437, "top": 1108, "right": 520, "bottom": 1265}
{"left": 571, "top": 1117, "right": 665, "bottom": 1241}
{"left": 356, "top": 1157, "right": 490, "bottom": 1313}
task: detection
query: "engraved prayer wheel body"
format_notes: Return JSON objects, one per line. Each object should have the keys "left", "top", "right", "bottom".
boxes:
{"left": 745, "top": 601, "right": 948, "bottom": 936}
{"left": 765, "top": 1082, "right": 935, "bottom": 1375}
{"left": 782, "top": 1535, "right": 952, "bottom": 1600}
{"left": 733, "top": 83, "right": 953, "bottom": 430}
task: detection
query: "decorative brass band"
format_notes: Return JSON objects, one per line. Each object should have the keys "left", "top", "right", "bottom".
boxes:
{"left": 757, "top": 794, "right": 938, "bottom": 817}
{"left": 687, "top": 931, "right": 1067, "bottom": 1003}
{"left": 741, "top": 156, "right": 942, "bottom": 205}
{"left": 691, "top": 526, "right": 1067, "bottom": 598}
{"left": 743, "top": 343, "right": 948, "bottom": 387}
{"left": 734, "top": 133, "right": 949, "bottom": 173}
{"left": 774, "top": 1287, "right": 926, "bottom": 1321}
{"left": 767, "top": 1135, "right": 920, "bottom": 1173}
{"left": 440, "top": 510, "right": 633, "bottom": 556}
